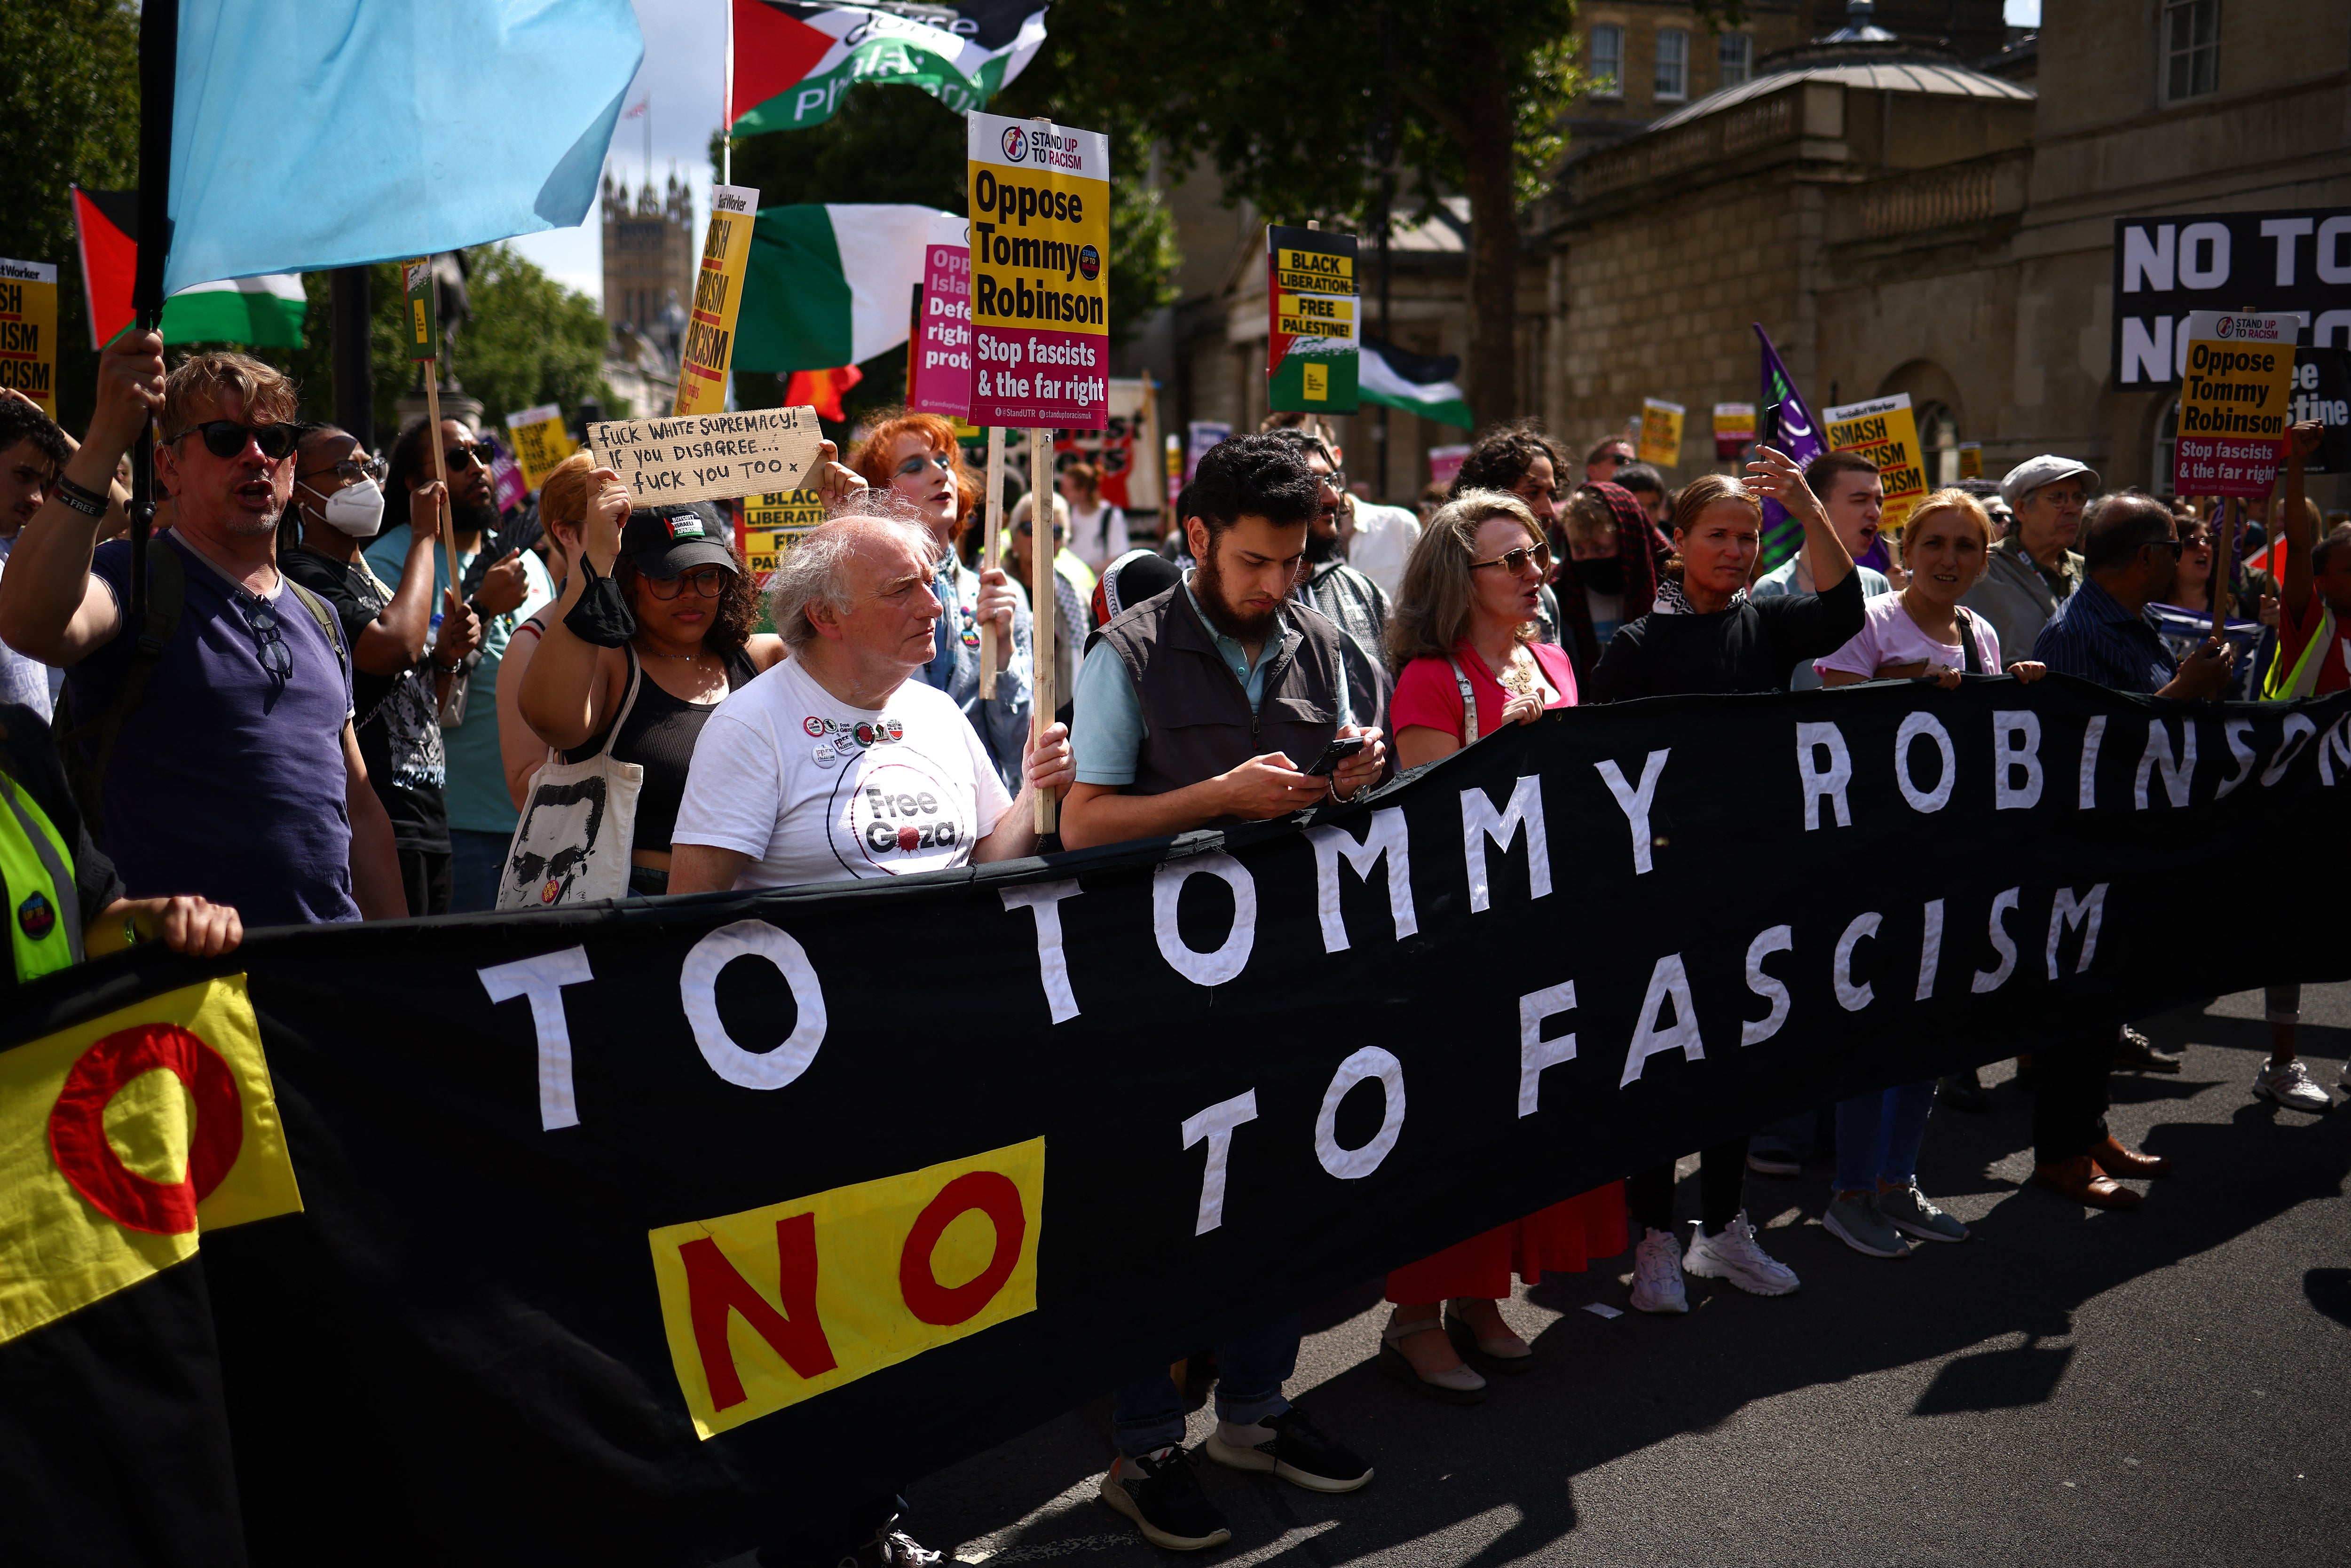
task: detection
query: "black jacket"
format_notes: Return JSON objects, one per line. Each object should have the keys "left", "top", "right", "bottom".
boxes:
{"left": 1590, "top": 570, "right": 1866, "bottom": 701}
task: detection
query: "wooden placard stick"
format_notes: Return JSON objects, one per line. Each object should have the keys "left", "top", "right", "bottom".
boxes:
{"left": 2213, "top": 493, "right": 2239, "bottom": 643}
{"left": 1029, "top": 425, "right": 1056, "bottom": 835}
{"left": 421, "top": 372, "right": 463, "bottom": 622}
{"left": 980, "top": 425, "right": 1007, "bottom": 697}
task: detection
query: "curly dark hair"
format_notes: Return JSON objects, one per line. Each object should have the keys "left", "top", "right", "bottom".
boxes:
{"left": 1452, "top": 420, "right": 1562, "bottom": 499}
{"left": 612, "top": 546, "right": 758, "bottom": 658}
{"left": 1178, "top": 432, "right": 1321, "bottom": 543}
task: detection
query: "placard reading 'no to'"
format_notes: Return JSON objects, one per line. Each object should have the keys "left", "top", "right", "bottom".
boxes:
{"left": 587, "top": 408, "right": 824, "bottom": 508}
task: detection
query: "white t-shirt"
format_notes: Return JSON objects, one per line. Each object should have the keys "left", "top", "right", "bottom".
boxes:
{"left": 1815, "top": 593, "right": 2004, "bottom": 682}
{"left": 672, "top": 657, "right": 1014, "bottom": 889}
{"left": 1346, "top": 501, "right": 1422, "bottom": 600}
{"left": 1070, "top": 501, "right": 1128, "bottom": 574}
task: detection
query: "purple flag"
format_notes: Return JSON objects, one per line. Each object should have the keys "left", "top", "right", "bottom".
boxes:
{"left": 1755, "top": 323, "right": 1824, "bottom": 572}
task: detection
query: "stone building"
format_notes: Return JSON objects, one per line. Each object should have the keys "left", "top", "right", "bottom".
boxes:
{"left": 600, "top": 170, "right": 696, "bottom": 343}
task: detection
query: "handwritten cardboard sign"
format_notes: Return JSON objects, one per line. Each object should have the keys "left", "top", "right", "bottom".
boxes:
{"left": 587, "top": 407, "right": 823, "bottom": 507}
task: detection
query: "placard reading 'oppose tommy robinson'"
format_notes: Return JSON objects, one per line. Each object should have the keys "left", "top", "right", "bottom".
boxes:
{"left": 588, "top": 408, "right": 823, "bottom": 508}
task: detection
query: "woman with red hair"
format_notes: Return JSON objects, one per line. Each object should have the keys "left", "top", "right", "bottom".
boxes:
{"left": 849, "top": 410, "right": 1032, "bottom": 788}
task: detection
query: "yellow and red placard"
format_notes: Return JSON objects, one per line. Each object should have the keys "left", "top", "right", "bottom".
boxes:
{"left": 1712, "top": 401, "right": 1755, "bottom": 460}
{"left": 1638, "top": 399, "right": 1684, "bottom": 466}
{"left": 0, "top": 258, "right": 58, "bottom": 417}
{"left": 0, "top": 977, "right": 303, "bottom": 1347}
{"left": 675, "top": 184, "right": 761, "bottom": 417}
{"left": 966, "top": 112, "right": 1111, "bottom": 430}
{"left": 504, "top": 402, "right": 575, "bottom": 490}
{"left": 650, "top": 1136, "right": 1043, "bottom": 1439}
{"left": 1823, "top": 392, "right": 1928, "bottom": 528}
{"left": 2173, "top": 310, "right": 2297, "bottom": 497}
{"left": 737, "top": 488, "right": 830, "bottom": 597}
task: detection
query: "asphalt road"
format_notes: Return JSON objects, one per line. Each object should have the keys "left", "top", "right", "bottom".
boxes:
{"left": 904, "top": 985, "right": 2351, "bottom": 1568}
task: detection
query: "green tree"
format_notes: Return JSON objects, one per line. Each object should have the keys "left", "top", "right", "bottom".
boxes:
{"left": 0, "top": 0, "right": 140, "bottom": 435}
{"left": 1026, "top": 0, "right": 1583, "bottom": 427}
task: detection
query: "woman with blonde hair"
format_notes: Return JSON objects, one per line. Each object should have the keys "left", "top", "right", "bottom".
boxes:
{"left": 1370, "top": 488, "right": 1625, "bottom": 1403}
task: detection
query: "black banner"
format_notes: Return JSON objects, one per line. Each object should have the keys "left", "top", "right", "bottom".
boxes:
{"left": 2111, "top": 207, "right": 2351, "bottom": 387}
{"left": 7, "top": 677, "right": 2350, "bottom": 1566}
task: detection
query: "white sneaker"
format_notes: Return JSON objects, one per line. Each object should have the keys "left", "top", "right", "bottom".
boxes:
{"left": 1683, "top": 1212, "right": 1801, "bottom": 1296}
{"left": 1629, "top": 1226, "right": 1688, "bottom": 1314}
{"left": 2253, "top": 1058, "right": 2333, "bottom": 1113}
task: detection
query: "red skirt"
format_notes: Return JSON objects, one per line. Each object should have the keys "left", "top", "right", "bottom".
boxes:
{"left": 1384, "top": 1181, "right": 1627, "bottom": 1303}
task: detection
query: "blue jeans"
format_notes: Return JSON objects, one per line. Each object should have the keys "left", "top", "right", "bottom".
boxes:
{"left": 1112, "top": 1312, "right": 1299, "bottom": 1458}
{"left": 1834, "top": 1081, "right": 1936, "bottom": 1194}
{"left": 448, "top": 828, "right": 509, "bottom": 914}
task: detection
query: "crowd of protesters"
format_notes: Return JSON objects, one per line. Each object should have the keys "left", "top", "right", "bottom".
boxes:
{"left": 2, "top": 324, "right": 2347, "bottom": 1567}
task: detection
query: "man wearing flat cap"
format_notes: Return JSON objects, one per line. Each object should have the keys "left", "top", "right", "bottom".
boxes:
{"left": 1960, "top": 453, "right": 2096, "bottom": 667}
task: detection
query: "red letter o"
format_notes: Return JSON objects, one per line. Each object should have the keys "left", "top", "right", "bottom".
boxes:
{"left": 898, "top": 1170, "right": 1026, "bottom": 1326}
{"left": 47, "top": 1024, "right": 243, "bottom": 1235}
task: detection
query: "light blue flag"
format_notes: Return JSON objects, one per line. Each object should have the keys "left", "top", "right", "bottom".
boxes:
{"left": 163, "top": 0, "right": 645, "bottom": 293}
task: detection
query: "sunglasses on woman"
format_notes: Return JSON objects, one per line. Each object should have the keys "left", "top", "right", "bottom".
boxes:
{"left": 164, "top": 419, "right": 301, "bottom": 461}
{"left": 643, "top": 565, "right": 732, "bottom": 600}
{"left": 1470, "top": 541, "right": 1553, "bottom": 575}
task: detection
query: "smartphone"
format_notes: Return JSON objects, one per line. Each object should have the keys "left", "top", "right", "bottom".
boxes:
{"left": 1758, "top": 401, "right": 1783, "bottom": 450}
{"left": 1304, "top": 734, "right": 1368, "bottom": 777}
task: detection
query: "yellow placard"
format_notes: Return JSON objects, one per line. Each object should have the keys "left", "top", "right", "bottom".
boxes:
{"left": 2174, "top": 311, "right": 2297, "bottom": 497}
{"left": 1278, "top": 293, "right": 1356, "bottom": 341}
{"left": 0, "top": 259, "right": 58, "bottom": 417}
{"left": 504, "top": 403, "right": 575, "bottom": 490}
{"left": 1638, "top": 398, "right": 1685, "bottom": 466}
{"left": 1958, "top": 441, "right": 1982, "bottom": 481}
{"left": 1303, "top": 362, "right": 1329, "bottom": 401}
{"left": 0, "top": 976, "right": 303, "bottom": 1347}
{"left": 1823, "top": 393, "right": 1927, "bottom": 528}
{"left": 1276, "top": 249, "right": 1355, "bottom": 294}
{"left": 674, "top": 184, "right": 762, "bottom": 417}
{"left": 649, "top": 1136, "right": 1044, "bottom": 1439}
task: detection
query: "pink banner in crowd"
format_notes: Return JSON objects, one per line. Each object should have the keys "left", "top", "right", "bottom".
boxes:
{"left": 910, "top": 214, "right": 971, "bottom": 418}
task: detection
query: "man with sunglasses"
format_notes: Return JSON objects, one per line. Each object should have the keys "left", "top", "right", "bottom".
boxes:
{"left": 368, "top": 415, "right": 552, "bottom": 911}
{"left": 1583, "top": 435, "right": 1635, "bottom": 483}
{"left": 0, "top": 330, "right": 405, "bottom": 926}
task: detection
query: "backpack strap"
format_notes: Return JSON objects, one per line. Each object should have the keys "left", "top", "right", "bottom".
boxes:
{"left": 281, "top": 577, "right": 352, "bottom": 685}
{"left": 1955, "top": 605, "right": 1986, "bottom": 677}
{"left": 56, "top": 538, "right": 186, "bottom": 833}
{"left": 1445, "top": 655, "right": 1480, "bottom": 747}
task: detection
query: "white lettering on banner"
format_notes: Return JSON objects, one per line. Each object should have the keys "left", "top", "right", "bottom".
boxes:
{"left": 2047, "top": 884, "right": 2108, "bottom": 981}
{"left": 2217, "top": 720, "right": 2257, "bottom": 798}
{"left": 1461, "top": 776, "right": 1550, "bottom": 913}
{"left": 1315, "top": 1048, "right": 1405, "bottom": 1179}
{"left": 2133, "top": 719, "right": 2197, "bottom": 809}
{"left": 1796, "top": 722, "right": 1853, "bottom": 830}
{"left": 1594, "top": 750, "right": 1670, "bottom": 875}
{"left": 2261, "top": 712, "right": 2316, "bottom": 786}
{"left": 478, "top": 946, "right": 596, "bottom": 1131}
{"left": 1917, "top": 898, "right": 1945, "bottom": 1001}
{"left": 2078, "top": 715, "right": 2107, "bottom": 809}
{"left": 2321, "top": 716, "right": 2351, "bottom": 787}
{"left": 1306, "top": 812, "right": 1417, "bottom": 954}
{"left": 1834, "top": 913, "right": 1882, "bottom": 1012}
{"left": 1517, "top": 980, "right": 1578, "bottom": 1118}
{"left": 1893, "top": 713, "right": 1956, "bottom": 813}
{"left": 1621, "top": 953, "right": 1704, "bottom": 1087}
{"left": 1002, "top": 881, "right": 1085, "bottom": 1024}
{"left": 1741, "top": 928, "right": 1793, "bottom": 1046}
{"left": 1182, "top": 1090, "right": 1259, "bottom": 1235}
{"left": 1972, "top": 889, "right": 2021, "bottom": 993}
{"left": 1153, "top": 854, "right": 1257, "bottom": 987}
{"left": 680, "top": 921, "right": 828, "bottom": 1089}
{"left": 1992, "top": 711, "right": 2044, "bottom": 809}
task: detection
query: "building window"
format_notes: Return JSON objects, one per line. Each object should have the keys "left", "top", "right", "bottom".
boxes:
{"left": 2153, "top": 397, "right": 2180, "bottom": 497}
{"left": 2161, "top": 0, "right": 2219, "bottom": 102}
{"left": 1918, "top": 403, "right": 1960, "bottom": 487}
{"left": 1719, "top": 32, "right": 1752, "bottom": 87}
{"left": 1588, "top": 24, "right": 1624, "bottom": 97}
{"left": 1655, "top": 28, "right": 1688, "bottom": 101}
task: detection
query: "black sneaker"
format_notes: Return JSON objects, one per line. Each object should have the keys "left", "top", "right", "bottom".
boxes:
{"left": 1936, "top": 1070, "right": 1989, "bottom": 1114}
{"left": 1099, "top": 1446, "right": 1232, "bottom": 1551}
{"left": 2116, "top": 1025, "right": 2183, "bottom": 1074}
{"left": 1205, "top": 1407, "right": 1373, "bottom": 1494}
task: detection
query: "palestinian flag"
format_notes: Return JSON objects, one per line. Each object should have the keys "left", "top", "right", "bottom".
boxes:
{"left": 729, "top": 0, "right": 1048, "bottom": 133}
{"left": 734, "top": 204, "right": 953, "bottom": 372}
{"left": 71, "top": 188, "right": 308, "bottom": 350}
{"left": 1359, "top": 338, "right": 1474, "bottom": 430}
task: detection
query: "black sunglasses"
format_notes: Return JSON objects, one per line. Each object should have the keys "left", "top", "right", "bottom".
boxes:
{"left": 445, "top": 439, "right": 497, "bottom": 472}
{"left": 1470, "top": 541, "right": 1554, "bottom": 575}
{"left": 2147, "top": 536, "right": 2185, "bottom": 559}
{"left": 165, "top": 419, "right": 301, "bottom": 461}
{"left": 230, "top": 593, "right": 294, "bottom": 679}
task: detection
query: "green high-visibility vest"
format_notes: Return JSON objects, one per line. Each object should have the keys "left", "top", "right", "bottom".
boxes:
{"left": 2264, "top": 603, "right": 2337, "bottom": 702}
{"left": 0, "top": 768, "right": 82, "bottom": 984}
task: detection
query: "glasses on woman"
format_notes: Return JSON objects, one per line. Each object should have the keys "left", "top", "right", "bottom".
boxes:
{"left": 164, "top": 419, "right": 301, "bottom": 461}
{"left": 643, "top": 565, "right": 732, "bottom": 600}
{"left": 1470, "top": 541, "right": 1554, "bottom": 575}
{"left": 297, "top": 453, "right": 387, "bottom": 487}
{"left": 231, "top": 593, "right": 294, "bottom": 678}
{"left": 895, "top": 450, "right": 955, "bottom": 478}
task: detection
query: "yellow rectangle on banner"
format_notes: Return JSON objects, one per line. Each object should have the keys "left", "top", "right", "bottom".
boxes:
{"left": 0, "top": 976, "right": 302, "bottom": 1346}
{"left": 0, "top": 259, "right": 59, "bottom": 417}
{"left": 649, "top": 1137, "right": 1044, "bottom": 1439}
{"left": 504, "top": 403, "right": 574, "bottom": 490}
{"left": 1277, "top": 250, "right": 1355, "bottom": 290}
{"left": 1278, "top": 293, "right": 1354, "bottom": 327}
{"left": 1638, "top": 399, "right": 1684, "bottom": 465}
{"left": 1824, "top": 393, "right": 1927, "bottom": 528}
{"left": 674, "top": 184, "right": 761, "bottom": 417}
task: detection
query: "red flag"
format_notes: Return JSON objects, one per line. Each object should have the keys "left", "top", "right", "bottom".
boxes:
{"left": 71, "top": 187, "right": 140, "bottom": 349}
{"left": 785, "top": 363, "right": 863, "bottom": 422}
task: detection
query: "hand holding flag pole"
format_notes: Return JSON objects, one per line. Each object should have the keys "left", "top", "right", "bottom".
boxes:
{"left": 403, "top": 260, "right": 466, "bottom": 626}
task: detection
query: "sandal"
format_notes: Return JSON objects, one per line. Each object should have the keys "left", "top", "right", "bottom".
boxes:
{"left": 1376, "top": 1315, "right": 1486, "bottom": 1404}
{"left": 1444, "top": 1300, "right": 1536, "bottom": 1374}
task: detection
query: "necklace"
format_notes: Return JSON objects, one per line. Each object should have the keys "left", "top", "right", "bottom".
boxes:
{"left": 1494, "top": 646, "right": 1538, "bottom": 698}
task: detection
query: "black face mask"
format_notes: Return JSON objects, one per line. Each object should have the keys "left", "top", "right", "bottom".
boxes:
{"left": 1576, "top": 553, "right": 1625, "bottom": 595}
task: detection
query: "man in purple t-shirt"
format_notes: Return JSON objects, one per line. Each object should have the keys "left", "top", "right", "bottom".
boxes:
{"left": 0, "top": 330, "right": 402, "bottom": 926}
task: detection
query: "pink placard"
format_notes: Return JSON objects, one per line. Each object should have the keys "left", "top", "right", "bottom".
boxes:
{"left": 490, "top": 445, "right": 528, "bottom": 511}
{"left": 910, "top": 241, "right": 971, "bottom": 418}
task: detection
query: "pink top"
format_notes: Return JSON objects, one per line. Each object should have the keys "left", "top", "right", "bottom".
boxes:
{"left": 1815, "top": 594, "right": 2004, "bottom": 681}
{"left": 1393, "top": 641, "right": 1579, "bottom": 741}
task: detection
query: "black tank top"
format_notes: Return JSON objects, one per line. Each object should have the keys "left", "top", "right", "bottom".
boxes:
{"left": 566, "top": 645, "right": 760, "bottom": 853}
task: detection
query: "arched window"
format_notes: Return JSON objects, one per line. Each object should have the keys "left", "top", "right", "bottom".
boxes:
{"left": 1916, "top": 402, "right": 1960, "bottom": 487}
{"left": 2152, "top": 395, "right": 2180, "bottom": 498}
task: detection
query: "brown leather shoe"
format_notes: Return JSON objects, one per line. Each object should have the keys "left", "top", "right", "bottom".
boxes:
{"left": 2093, "top": 1135, "right": 2171, "bottom": 1178}
{"left": 2035, "top": 1155, "right": 2143, "bottom": 1208}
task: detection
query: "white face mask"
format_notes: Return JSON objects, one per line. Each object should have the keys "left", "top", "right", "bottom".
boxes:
{"left": 305, "top": 477, "right": 386, "bottom": 538}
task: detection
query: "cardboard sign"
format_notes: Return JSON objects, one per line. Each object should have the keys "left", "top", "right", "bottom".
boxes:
{"left": 1638, "top": 399, "right": 1684, "bottom": 466}
{"left": 910, "top": 213, "right": 972, "bottom": 418}
{"left": 1823, "top": 392, "right": 1927, "bottom": 528}
{"left": 402, "top": 258, "right": 439, "bottom": 362}
{"left": 588, "top": 408, "right": 823, "bottom": 507}
{"left": 675, "top": 184, "right": 761, "bottom": 417}
{"left": 2112, "top": 207, "right": 2350, "bottom": 387}
{"left": 1712, "top": 402, "right": 1754, "bottom": 460}
{"left": 504, "top": 403, "right": 575, "bottom": 490}
{"left": 2172, "top": 311, "right": 2296, "bottom": 496}
{"left": 967, "top": 112, "right": 1112, "bottom": 430}
{"left": 0, "top": 259, "right": 58, "bottom": 417}
{"left": 1267, "top": 226, "right": 1358, "bottom": 413}
{"left": 1958, "top": 441, "right": 1982, "bottom": 481}
{"left": 2295, "top": 347, "right": 2351, "bottom": 474}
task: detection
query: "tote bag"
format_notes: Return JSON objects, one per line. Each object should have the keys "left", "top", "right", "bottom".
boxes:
{"left": 495, "top": 652, "right": 646, "bottom": 910}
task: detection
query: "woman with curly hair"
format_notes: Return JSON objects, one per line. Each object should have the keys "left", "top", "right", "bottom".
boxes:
{"left": 516, "top": 456, "right": 787, "bottom": 896}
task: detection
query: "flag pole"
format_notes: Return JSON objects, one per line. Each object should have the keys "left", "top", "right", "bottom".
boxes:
{"left": 1029, "top": 425, "right": 1055, "bottom": 835}
{"left": 129, "top": 0, "right": 180, "bottom": 622}
{"left": 2213, "top": 494, "right": 2239, "bottom": 644}
{"left": 979, "top": 426, "right": 1006, "bottom": 697}
{"left": 722, "top": 0, "right": 734, "bottom": 185}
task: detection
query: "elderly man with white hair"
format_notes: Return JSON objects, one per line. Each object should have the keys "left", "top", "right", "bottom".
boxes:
{"left": 669, "top": 500, "right": 1073, "bottom": 895}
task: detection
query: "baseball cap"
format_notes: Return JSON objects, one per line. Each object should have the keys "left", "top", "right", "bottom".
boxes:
{"left": 1998, "top": 455, "right": 2100, "bottom": 507}
{"left": 623, "top": 502, "right": 738, "bottom": 578}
